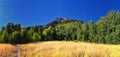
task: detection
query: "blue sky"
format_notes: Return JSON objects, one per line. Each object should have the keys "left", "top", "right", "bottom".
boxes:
{"left": 0, "top": 0, "right": 120, "bottom": 27}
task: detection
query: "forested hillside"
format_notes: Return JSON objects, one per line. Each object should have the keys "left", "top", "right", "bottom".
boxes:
{"left": 0, "top": 10, "right": 120, "bottom": 44}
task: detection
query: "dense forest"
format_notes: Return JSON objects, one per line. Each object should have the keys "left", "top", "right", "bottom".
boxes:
{"left": 0, "top": 10, "right": 120, "bottom": 44}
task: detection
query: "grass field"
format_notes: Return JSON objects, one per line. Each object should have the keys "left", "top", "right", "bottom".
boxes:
{"left": 0, "top": 41, "right": 120, "bottom": 57}
{"left": 0, "top": 44, "right": 16, "bottom": 57}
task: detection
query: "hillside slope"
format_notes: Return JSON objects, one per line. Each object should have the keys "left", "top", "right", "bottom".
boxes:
{"left": 17, "top": 41, "right": 120, "bottom": 57}
{"left": 46, "top": 18, "right": 83, "bottom": 26}
{"left": 0, "top": 41, "right": 120, "bottom": 57}
{"left": 0, "top": 41, "right": 119, "bottom": 57}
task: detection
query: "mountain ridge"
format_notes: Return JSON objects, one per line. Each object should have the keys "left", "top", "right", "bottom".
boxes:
{"left": 46, "top": 18, "right": 84, "bottom": 26}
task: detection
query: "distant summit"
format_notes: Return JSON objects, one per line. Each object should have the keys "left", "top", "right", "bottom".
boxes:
{"left": 46, "top": 18, "right": 83, "bottom": 26}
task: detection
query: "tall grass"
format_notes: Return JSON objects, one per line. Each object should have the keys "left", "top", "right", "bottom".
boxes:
{"left": 0, "top": 44, "right": 16, "bottom": 57}
{"left": 0, "top": 41, "right": 120, "bottom": 57}
{"left": 17, "top": 41, "right": 120, "bottom": 57}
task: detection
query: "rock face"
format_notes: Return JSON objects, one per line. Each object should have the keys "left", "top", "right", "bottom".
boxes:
{"left": 46, "top": 18, "right": 83, "bottom": 26}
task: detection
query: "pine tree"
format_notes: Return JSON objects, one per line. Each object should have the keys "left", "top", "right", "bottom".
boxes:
{"left": 88, "top": 20, "right": 96, "bottom": 42}
{"left": 81, "top": 23, "right": 89, "bottom": 41}
{"left": 32, "top": 32, "right": 41, "bottom": 41}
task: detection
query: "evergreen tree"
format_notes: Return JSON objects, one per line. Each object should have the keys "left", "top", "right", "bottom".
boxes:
{"left": 43, "top": 26, "right": 55, "bottom": 40}
{"left": 1, "top": 30, "right": 10, "bottom": 43}
{"left": 77, "top": 27, "right": 83, "bottom": 41}
{"left": 21, "top": 28, "right": 30, "bottom": 43}
{"left": 88, "top": 20, "right": 96, "bottom": 42}
{"left": 32, "top": 32, "right": 41, "bottom": 41}
{"left": 27, "top": 27, "right": 34, "bottom": 42}
{"left": 6, "top": 22, "right": 15, "bottom": 34}
{"left": 12, "top": 31, "right": 21, "bottom": 44}
{"left": 81, "top": 23, "right": 89, "bottom": 41}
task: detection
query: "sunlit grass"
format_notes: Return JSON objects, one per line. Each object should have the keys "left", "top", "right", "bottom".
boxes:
{"left": 109, "top": 45, "right": 120, "bottom": 57}
{"left": 0, "top": 41, "right": 120, "bottom": 57}
{"left": 17, "top": 41, "right": 120, "bottom": 57}
{"left": 0, "top": 44, "right": 16, "bottom": 57}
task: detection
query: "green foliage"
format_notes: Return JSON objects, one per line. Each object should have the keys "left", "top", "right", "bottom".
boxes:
{"left": 88, "top": 20, "right": 96, "bottom": 42}
{"left": 1, "top": 30, "right": 11, "bottom": 43}
{"left": 12, "top": 31, "right": 21, "bottom": 44}
{"left": 43, "top": 26, "right": 56, "bottom": 40}
{"left": 27, "top": 27, "right": 34, "bottom": 42}
{"left": 21, "top": 28, "right": 30, "bottom": 43}
{"left": 32, "top": 32, "right": 41, "bottom": 41}
{"left": 6, "top": 22, "right": 15, "bottom": 34}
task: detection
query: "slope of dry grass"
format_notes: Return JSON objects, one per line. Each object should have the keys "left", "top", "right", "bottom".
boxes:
{"left": 17, "top": 41, "right": 120, "bottom": 57}
{"left": 0, "top": 44, "right": 16, "bottom": 57}
{"left": 0, "top": 41, "right": 120, "bottom": 57}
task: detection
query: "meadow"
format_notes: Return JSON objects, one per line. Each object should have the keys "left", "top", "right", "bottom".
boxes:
{"left": 0, "top": 44, "right": 16, "bottom": 57}
{"left": 0, "top": 41, "right": 120, "bottom": 57}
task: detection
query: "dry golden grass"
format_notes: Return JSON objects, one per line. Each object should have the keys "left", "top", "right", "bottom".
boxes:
{"left": 17, "top": 41, "right": 120, "bottom": 57}
{"left": 0, "top": 44, "right": 16, "bottom": 57}
{"left": 0, "top": 41, "right": 120, "bottom": 57}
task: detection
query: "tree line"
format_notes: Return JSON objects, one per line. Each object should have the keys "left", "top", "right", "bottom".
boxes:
{"left": 0, "top": 10, "right": 120, "bottom": 44}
